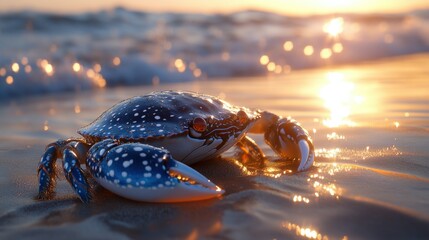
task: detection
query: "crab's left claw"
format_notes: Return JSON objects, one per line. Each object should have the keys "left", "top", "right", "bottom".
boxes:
{"left": 265, "top": 117, "right": 315, "bottom": 171}
{"left": 88, "top": 142, "right": 224, "bottom": 203}
{"left": 167, "top": 159, "right": 224, "bottom": 201}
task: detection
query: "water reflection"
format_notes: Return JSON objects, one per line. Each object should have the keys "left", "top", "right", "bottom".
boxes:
{"left": 281, "top": 221, "right": 345, "bottom": 240}
{"left": 319, "top": 72, "right": 363, "bottom": 128}
{"left": 323, "top": 17, "right": 344, "bottom": 38}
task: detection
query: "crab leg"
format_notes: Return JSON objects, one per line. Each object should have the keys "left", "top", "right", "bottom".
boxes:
{"left": 37, "top": 144, "right": 59, "bottom": 199}
{"left": 63, "top": 147, "right": 91, "bottom": 203}
{"left": 87, "top": 140, "right": 224, "bottom": 202}
{"left": 235, "top": 136, "right": 265, "bottom": 161}
{"left": 37, "top": 139, "right": 91, "bottom": 202}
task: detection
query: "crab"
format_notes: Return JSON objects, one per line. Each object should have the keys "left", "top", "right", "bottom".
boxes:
{"left": 37, "top": 91, "right": 314, "bottom": 203}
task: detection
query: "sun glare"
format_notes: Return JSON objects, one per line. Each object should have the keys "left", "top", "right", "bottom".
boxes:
{"left": 319, "top": 72, "right": 362, "bottom": 128}
{"left": 323, "top": 17, "right": 344, "bottom": 38}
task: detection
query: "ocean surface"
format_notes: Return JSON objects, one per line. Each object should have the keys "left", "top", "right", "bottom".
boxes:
{"left": 0, "top": 53, "right": 428, "bottom": 239}
{"left": 1, "top": 8, "right": 429, "bottom": 98}
{"left": 1, "top": 7, "right": 429, "bottom": 239}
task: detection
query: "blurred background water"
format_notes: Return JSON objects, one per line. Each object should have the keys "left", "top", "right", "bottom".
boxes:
{"left": 1, "top": 7, "right": 429, "bottom": 98}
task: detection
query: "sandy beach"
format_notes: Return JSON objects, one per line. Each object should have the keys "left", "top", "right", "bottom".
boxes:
{"left": 0, "top": 53, "right": 428, "bottom": 239}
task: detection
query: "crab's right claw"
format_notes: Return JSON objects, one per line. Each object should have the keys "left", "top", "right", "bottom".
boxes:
{"left": 265, "top": 117, "right": 315, "bottom": 171}
{"left": 90, "top": 142, "right": 224, "bottom": 203}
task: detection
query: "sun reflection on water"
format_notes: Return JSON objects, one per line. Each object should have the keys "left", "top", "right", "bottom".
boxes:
{"left": 323, "top": 17, "right": 344, "bottom": 38}
{"left": 282, "top": 221, "right": 346, "bottom": 240}
{"left": 319, "top": 72, "right": 363, "bottom": 128}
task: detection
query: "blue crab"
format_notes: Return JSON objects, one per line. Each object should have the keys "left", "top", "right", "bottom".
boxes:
{"left": 37, "top": 91, "right": 314, "bottom": 203}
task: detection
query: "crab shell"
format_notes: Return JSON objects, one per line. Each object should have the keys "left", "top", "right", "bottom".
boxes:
{"left": 78, "top": 91, "right": 260, "bottom": 164}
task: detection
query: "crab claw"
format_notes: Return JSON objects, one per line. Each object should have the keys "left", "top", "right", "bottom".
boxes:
{"left": 89, "top": 142, "right": 224, "bottom": 202}
{"left": 264, "top": 117, "right": 315, "bottom": 171}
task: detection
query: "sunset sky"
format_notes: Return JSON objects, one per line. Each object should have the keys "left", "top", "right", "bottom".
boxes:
{"left": 1, "top": 0, "right": 428, "bottom": 15}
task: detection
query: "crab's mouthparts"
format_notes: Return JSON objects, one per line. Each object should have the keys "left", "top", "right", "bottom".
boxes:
{"left": 206, "top": 125, "right": 243, "bottom": 137}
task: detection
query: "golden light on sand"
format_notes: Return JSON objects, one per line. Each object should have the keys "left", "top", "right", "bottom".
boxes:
{"left": 319, "top": 72, "right": 361, "bottom": 128}
{"left": 320, "top": 48, "right": 332, "bottom": 59}
{"left": 72, "top": 62, "right": 81, "bottom": 72}
{"left": 283, "top": 41, "right": 294, "bottom": 51}
{"left": 113, "top": 56, "right": 121, "bottom": 66}
{"left": 303, "top": 45, "right": 314, "bottom": 56}
{"left": 332, "top": 43, "right": 344, "bottom": 53}
{"left": 323, "top": 17, "right": 344, "bottom": 37}
{"left": 5, "top": 76, "right": 14, "bottom": 85}
{"left": 259, "top": 55, "right": 270, "bottom": 65}
{"left": 11, "top": 62, "right": 20, "bottom": 73}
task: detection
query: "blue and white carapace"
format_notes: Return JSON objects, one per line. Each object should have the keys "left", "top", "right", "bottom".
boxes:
{"left": 37, "top": 91, "right": 314, "bottom": 203}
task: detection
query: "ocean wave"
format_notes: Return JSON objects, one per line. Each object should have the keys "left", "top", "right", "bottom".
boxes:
{"left": 1, "top": 7, "right": 429, "bottom": 98}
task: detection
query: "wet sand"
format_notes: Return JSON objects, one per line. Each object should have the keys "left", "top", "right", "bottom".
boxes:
{"left": 1, "top": 54, "right": 428, "bottom": 239}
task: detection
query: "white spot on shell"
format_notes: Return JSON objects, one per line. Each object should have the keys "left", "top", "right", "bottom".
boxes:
{"left": 115, "top": 148, "right": 123, "bottom": 153}
{"left": 134, "top": 147, "right": 143, "bottom": 151}
{"left": 109, "top": 170, "right": 115, "bottom": 177}
{"left": 99, "top": 149, "right": 105, "bottom": 156}
{"left": 122, "top": 171, "right": 127, "bottom": 177}
{"left": 156, "top": 174, "right": 161, "bottom": 179}
{"left": 123, "top": 160, "right": 133, "bottom": 168}
{"left": 154, "top": 116, "right": 161, "bottom": 120}
{"left": 107, "top": 160, "right": 113, "bottom": 167}
{"left": 145, "top": 166, "right": 152, "bottom": 171}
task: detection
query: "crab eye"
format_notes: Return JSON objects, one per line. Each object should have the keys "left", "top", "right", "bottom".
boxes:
{"left": 192, "top": 117, "right": 207, "bottom": 133}
{"left": 237, "top": 110, "right": 248, "bottom": 124}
